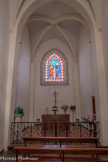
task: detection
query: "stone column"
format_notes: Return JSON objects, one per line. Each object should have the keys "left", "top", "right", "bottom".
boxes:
{"left": 92, "top": 27, "right": 108, "bottom": 145}
{"left": 73, "top": 62, "right": 81, "bottom": 121}
{"left": 29, "top": 62, "right": 35, "bottom": 122}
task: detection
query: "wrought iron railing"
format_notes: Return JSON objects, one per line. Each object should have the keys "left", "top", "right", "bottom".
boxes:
{"left": 10, "top": 122, "right": 100, "bottom": 144}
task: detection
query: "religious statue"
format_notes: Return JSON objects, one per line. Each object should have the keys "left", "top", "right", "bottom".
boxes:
{"left": 46, "top": 107, "right": 49, "bottom": 115}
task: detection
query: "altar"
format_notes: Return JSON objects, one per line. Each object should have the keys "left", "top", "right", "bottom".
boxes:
{"left": 42, "top": 114, "right": 70, "bottom": 123}
{"left": 41, "top": 91, "right": 70, "bottom": 136}
{"left": 42, "top": 114, "right": 70, "bottom": 137}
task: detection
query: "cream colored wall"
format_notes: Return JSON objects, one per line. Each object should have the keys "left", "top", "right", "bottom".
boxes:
{"left": 9, "top": 0, "right": 16, "bottom": 9}
{"left": 15, "top": 25, "right": 30, "bottom": 121}
{"left": 102, "top": 0, "right": 108, "bottom": 94}
{"left": 99, "top": 0, "right": 108, "bottom": 144}
{"left": 0, "top": 0, "right": 9, "bottom": 151}
{"left": 33, "top": 39, "right": 80, "bottom": 122}
{"left": 78, "top": 25, "right": 95, "bottom": 118}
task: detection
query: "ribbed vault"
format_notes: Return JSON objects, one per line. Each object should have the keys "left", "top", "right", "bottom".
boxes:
{"left": 9, "top": 0, "right": 102, "bottom": 62}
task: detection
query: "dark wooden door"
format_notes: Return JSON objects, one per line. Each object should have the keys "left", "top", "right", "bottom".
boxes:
{"left": 91, "top": 96, "right": 96, "bottom": 114}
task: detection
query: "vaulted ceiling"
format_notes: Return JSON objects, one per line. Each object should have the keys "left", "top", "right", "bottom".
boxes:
{"left": 27, "top": 1, "right": 85, "bottom": 58}
{"left": 9, "top": 0, "right": 102, "bottom": 59}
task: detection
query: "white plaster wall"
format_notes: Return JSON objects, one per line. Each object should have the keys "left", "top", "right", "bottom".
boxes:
{"left": 78, "top": 25, "right": 94, "bottom": 118}
{"left": 102, "top": 0, "right": 108, "bottom": 95}
{"left": 9, "top": 0, "right": 16, "bottom": 9}
{"left": 0, "top": 0, "right": 9, "bottom": 151}
{"left": 34, "top": 39, "right": 76, "bottom": 122}
{"left": 16, "top": 25, "right": 30, "bottom": 121}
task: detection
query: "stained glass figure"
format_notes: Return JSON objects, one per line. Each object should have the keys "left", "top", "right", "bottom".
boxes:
{"left": 45, "top": 53, "right": 64, "bottom": 82}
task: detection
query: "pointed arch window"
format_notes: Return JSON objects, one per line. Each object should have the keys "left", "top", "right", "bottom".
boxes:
{"left": 40, "top": 49, "right": 69, "bottom": 86}
{"left": 44, "top": 53, "right": 64, "bottom": 82}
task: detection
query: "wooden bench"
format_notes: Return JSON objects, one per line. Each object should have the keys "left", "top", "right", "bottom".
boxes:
{"left": 23, "top": 137, "right": 99, "bottom": 147}
{"left": 14, "top": 147, "right": 108, "bottom": 162}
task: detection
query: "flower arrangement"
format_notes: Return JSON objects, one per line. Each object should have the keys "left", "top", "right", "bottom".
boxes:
{"left": 82, "top": 114, "right": 96, "bottom": 123}
{"left": 14, "top": 105, "right": 24, "bottom": 115}
{"left": 61, "top": 105, "right": 69, "bottom": 114}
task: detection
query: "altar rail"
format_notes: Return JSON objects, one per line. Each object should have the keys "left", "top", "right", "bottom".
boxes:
{"left": 10, "top": 122, "right": 100, "bottom": 144}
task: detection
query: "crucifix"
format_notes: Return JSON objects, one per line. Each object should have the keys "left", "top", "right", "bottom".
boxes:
{"left": 52, "top": 90, "right": 59, "bottom": 114}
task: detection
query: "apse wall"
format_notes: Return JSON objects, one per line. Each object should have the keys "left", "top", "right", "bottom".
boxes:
{"left": 34, "top": 39, "right": 75, "bottom": 122}
{"left": 78, "top": 25, "right": 94, "bottom": 117}
{"left": 16, "top": 25, "right": 30, "bottom": 121}
{"left": 0, "top": 0, "right": 9, "bottom": 151}
{"left": 102, "top": 0, "right": 108, "bottom": 95}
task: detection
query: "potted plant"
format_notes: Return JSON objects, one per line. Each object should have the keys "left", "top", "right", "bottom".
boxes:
{"left": 14, "top": 105, "right": 24, "bottom": 122}
{"left": 82, "top": 114, "right": 96, "bottom": 123}
{"left": 82, "top": 114, "right": 96, "bottom": 130}
{"left": 14, "top": 105, "right": 24, "bottom": 115}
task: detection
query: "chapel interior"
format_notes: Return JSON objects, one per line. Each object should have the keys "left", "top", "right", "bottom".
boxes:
{"left": 1, "top": 0, "right": 108, "bottom": 161}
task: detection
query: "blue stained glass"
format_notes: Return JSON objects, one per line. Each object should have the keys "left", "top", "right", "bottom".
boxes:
{"left": 44, "top": 53, "right": 64, "bottom": 82}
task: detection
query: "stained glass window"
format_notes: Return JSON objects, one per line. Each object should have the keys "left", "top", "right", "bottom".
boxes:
{"left": 44, "top": 53, "right": 64, "bottom": 82}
